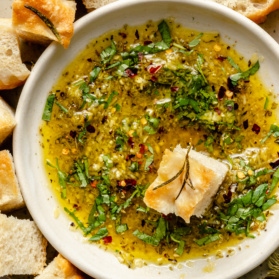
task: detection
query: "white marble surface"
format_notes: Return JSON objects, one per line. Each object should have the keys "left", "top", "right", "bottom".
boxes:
{"left": 1, "top": 1, "right": 279, "bottom": 278}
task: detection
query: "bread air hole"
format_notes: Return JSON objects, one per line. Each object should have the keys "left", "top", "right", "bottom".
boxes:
{"left": 252, "top": 0, "right": 268, "bottom": 8}
{"left": 5, "top": 49, "right": 13, "bottom": 56}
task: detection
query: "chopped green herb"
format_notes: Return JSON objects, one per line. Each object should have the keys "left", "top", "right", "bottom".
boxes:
{"left": 261, "top": 124, "right": 279, "bottom": 144}
{"left": 229, "top": 60, "right": 260, "bottom": 86}
{"left": 89, "top": 66, "right": 101, "bottom": 83}
{"left": 158, "top": 20, "right": 172, "bottom": 46}
{"left": 188, "top": 33, "right": 203, "bottom": 48}
{"left": 54, "top": 100, "right": 68, "bottom": 114}
{"left": 46, "top": 158, "right": 67, "bottom": 199}
{"left": 42, "top": 93, "right": 55, "bottom": 121}
{"left": 89, "top": 227, "right": 109, "bottom": 241}
{"left": 101, "top": 41, "right": 117, "bottom": 64}
{"left": 133, "top": 217, "right": 166, "bottom": 246}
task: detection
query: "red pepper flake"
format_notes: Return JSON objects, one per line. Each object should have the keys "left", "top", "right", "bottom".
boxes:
{"left": 252, "top": 123, "right": 261, "bottom": 134}
{"left": 223, "top": 187, "right": 233, "bottom": 203}
{"left": 125, "top": 154, "right": 135, "bottom": 161}
{"left": 171, "top": 86, "right": 179, "bottom": 92}
{"left": 162, "top": 214, "right": 172, "bottom": 220}
{"left": 90, "top": 180, "right": 98, "bottom": 188}
{"left": 214, "top": 107, "right": 221, "bottom": 115}
{"left": 139, "top": 143, "right": 146, "bottom": 154}
{"left": 138, "top": 52, "right": 144, "bottom": 62}
{"left": 125, "top": 68, "right": 137, "bottom": 78}
{"left": 124, "top": 179, "right": 137, "bottom": 187}
{"left": 117, "top": 179, "right": 137, "bottom": 188}
{"left": 150, "top": 76, "right": 157, "bottom": 82}
{"left": 103, "top": 236, "right": 112, "bottom": 245}
{"left": 147, "top": 64, "right": 162, "bottom": 74}
{"left": 128, "top": 137, "right": 135, "bottom": 148}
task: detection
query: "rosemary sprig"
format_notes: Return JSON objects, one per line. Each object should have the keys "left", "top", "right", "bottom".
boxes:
{"left": 24, "top": 5, "right": 61, "bottom": 42}
{"left": 175, "top": 146, "right": 194, "bottom": 200}
{"left": 152, "top": 146, "right": 194, "bottom": 198}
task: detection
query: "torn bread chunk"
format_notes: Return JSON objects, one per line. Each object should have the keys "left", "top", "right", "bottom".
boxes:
{"left": 0, "top": 213, "right": 47, "bottom": 276}
{"left": 144, "top": 145, "right": 228, "bottom": 223}
{"left": 82, "top": 0, "right": 116, "bottom": 11}
{"left": 0, "top": 150, "right": 24, "bottom": 212}
{"left": 0, "top": 18, "right": 30, "bottom": 90}
{"left": 0, "top": 96, "right": 16, "bottom": 145}
{"left": 35, "top": 254, "right": 85, "bottom": 279}
{"left": 211, "top": 0, "right": 279, "bottom": 23}
{"left": 12, "top": 0, "right": 76, "bottom": 48}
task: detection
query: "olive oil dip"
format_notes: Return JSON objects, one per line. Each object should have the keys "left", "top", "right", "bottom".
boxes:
{"left": 40, "top": 19, "right": 279, "bottom": 267}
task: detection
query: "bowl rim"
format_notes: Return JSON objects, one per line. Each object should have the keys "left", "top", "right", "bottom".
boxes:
{"left": 13, "top": 0, "right": 279, "bottom": 278}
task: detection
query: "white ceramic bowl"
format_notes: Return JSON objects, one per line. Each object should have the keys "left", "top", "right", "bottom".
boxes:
{"left": 13, "top": 1, "right": 279, "bottom": 278}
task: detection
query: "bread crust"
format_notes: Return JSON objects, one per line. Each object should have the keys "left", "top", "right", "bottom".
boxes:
{"left": 213, "top": 0, "right": 279, "bottom": 23}
{"left": 35, "top": 254, "right": 85, "bottom": 279}
{"left": 82, "top": 0, "right": 116, "bottom": 10}
{"left": 247, "top": 0, "right": 279, "bottom": 23}
{"left": 0, "top": 96, "right": 16, "bottom": 144}
{"left": 0, "top": 150, "right": 24, "bottom": 212}
{"left": 12, "top": 0, "right": 76, "bottom": 48}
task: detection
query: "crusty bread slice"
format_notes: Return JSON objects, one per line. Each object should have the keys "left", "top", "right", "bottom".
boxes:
{"left": 0, "top": 150, "right": 24, "bottom": 212}
{"left": 35, "top": 254, "right": 85, "bottom": 279}
{"left": 0, "top": 18, "right": 30, "bottom": 90}
{"left": 144, "top": 145, "right": 228, "bottom": 223}
{"left": 0, "top": 213, "right": 47, "bottom": 276}
{"left": 0, "top": 96, "right": 16, "bottom": 145}
{"left": 82, "top": 0, "right": 116, "bottom": 10}
{"left": 211, "top": 0, "right": 279, "bottom": 23}
{"left": 12, "top": 0, "right": 77, "bottom": 48}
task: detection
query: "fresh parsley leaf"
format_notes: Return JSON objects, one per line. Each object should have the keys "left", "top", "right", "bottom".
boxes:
{"left": 101, "top": 41, "right": 117, "bottom": 64}
{"left": 143, "top": 115, "right": 160, "bottom": 135}
{"left": 170, "top": 234, "right": 185, "bottom": 256}
{"left": 270, "top": 167, "right": 279, "bottom": 193}
{"left": 74, "top": 158, "right": 90, "bottom": 187}
{"left": 129, "top": 161, "right": 139, "bottom": 172}
{"left": 116, "top": 223, "right": 128, "bottom": 234}
{"left": 46, "top": 158, "right": 67, "bottom": 198}
{"left": 64, "top": 207, "right": 89, "bottom": 234}
{"left": 158, "top": 20, "right": 172, "bottom": 46}
{"left": 195, "top": 233, "right": 220, "bottom": 246}
{"left": 115, "top": 128, "right": 128, "bottom": 151}
{"left": 261, "top": 124, "right": 279, "bottom": 144}
{"left": 104, "top": 91, "right": 118, "bottom": 109}
{"left": 89, "top": 66, "right": 101, "bottom": 83}
{"left": 133, "top": 217, "right": 167, "bottom": 246}
{"left": 188, "top": 33, "right": 203, "bottom": 48}
{"left": 229, "top": 61, "right": 260, "bottom": 86}
{"left": 42, "top": 93, "right": 55, "bottom": 121}
{"left": 144, "top": 154, "right": 154, "bottom": 171}
{"left": 89, "top": 227, "right": 109, "bottom": 241}
{"left": 54, "top": 101, "right": 68, "bottom": 114}
{"left": 102, "top": 154, "right": 113, "bottom": 169}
